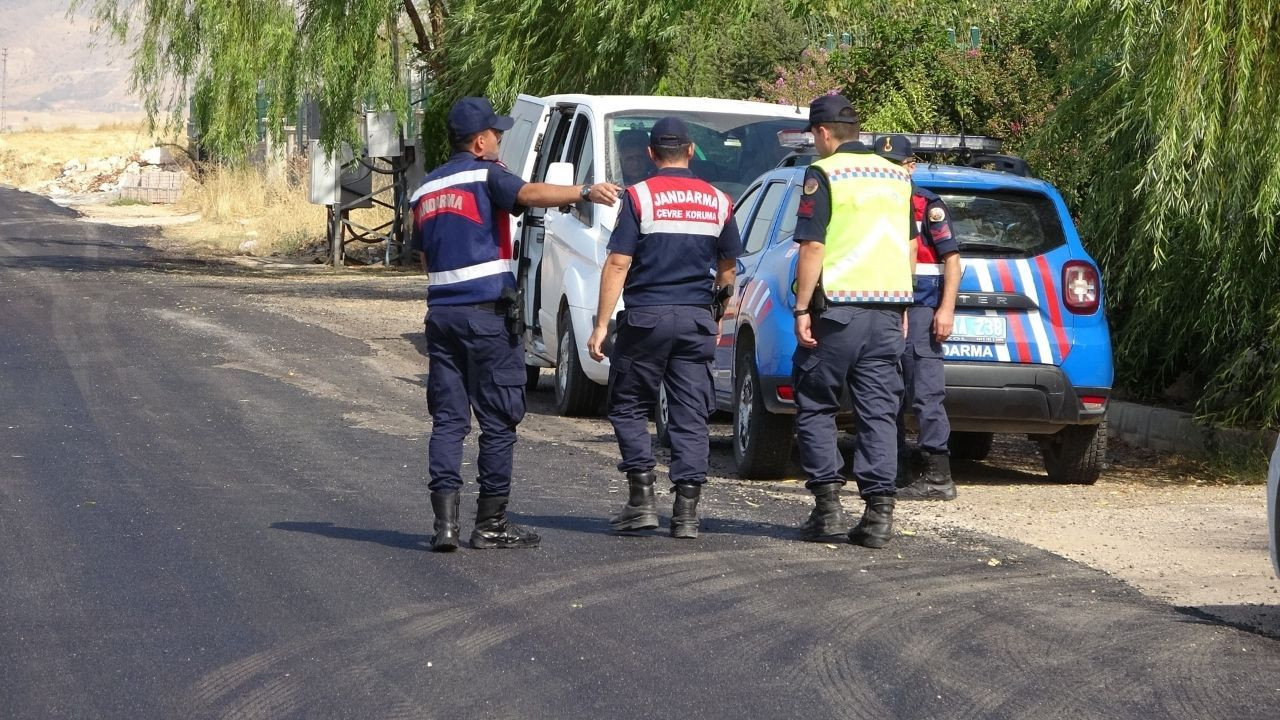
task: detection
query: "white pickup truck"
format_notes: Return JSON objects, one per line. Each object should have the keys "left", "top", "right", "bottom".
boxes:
{"left": 496, "top": 94, "right": 808, "bottom": 415}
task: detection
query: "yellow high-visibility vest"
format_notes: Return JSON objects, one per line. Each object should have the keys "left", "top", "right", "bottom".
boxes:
{"left": 811, "top": 151, "right": 913, "bottom": 304}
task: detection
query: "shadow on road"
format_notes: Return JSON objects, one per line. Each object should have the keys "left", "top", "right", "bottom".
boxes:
{"left": 515, "top": 512, "right": 801, "bottom": 542}
{"left": 270, "top": 521, "right": 430, "bottom": 550}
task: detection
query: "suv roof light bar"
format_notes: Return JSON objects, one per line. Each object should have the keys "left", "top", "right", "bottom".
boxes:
{"left": 776, "top": 130, "right": 1003, "bottom": 154}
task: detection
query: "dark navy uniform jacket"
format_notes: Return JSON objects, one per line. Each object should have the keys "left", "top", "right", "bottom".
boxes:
{"left": 607, "top": 168, "right": 743, "bottom": 306}
{"left": 411, "top": 152, "right": 527, "bottom": 306}
{"left": 910, "top": 187, "right": 959, "bottom": 307}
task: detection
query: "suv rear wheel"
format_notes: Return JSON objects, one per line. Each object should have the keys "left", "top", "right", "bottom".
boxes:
{"left": 949, "top": 431, "right": 994, "bottom": 461}
{"left": 734, "top": 347, "right": 793, "bottom": 479}
{"left": 1038, "top": 421, "right": 1107, "bottom": 485}
{"left": 554, "top": 310, "right": 605, "bottom": 416}
{"left": 654, "top": 383, "right": 671, "bottom": 448}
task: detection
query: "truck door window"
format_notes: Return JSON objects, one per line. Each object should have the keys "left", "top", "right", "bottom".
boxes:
{"left": 743, "top": 181, "right": 786, "bottom": 254}
{"left": 734, "top": 184, "right": 762, "bottom": 237}
{"left": 565, "top": 113, "right": 595, "bottom": 226}
{"left": 498, "top": 115, "right": 538, "bottom": 178}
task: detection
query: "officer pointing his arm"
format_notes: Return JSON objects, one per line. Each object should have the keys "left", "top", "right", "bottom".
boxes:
{"left": 876, "top": 136, "right": 962, "bottom": 501}
{"left": 587, "top": 117, "right": 742, "bottom": 539}
{"left": 414, "top": 96, "right": 620, "bottom": 551}
{"left": 791, "top": 95, "right": 916, "bottom": 549}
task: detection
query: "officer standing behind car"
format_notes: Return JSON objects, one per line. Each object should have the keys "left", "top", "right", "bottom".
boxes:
{"left": 791, "top": 95, "right": 916, "bottom": 549}
{"left": 587, "top": 117, "right": 742, "bottom": 539}
{"left": 415, "top": 96, "right": 619, "bottom": 551}
{"left": 876, "top": 135, "right": 962, "bottom": 501}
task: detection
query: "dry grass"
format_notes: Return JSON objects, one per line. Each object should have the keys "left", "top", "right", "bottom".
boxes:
{"left": 164, "top": 160, "right": 395, "bottom": 259}
{"left": 0, "top": 123, "right": 167, "bottom": 189}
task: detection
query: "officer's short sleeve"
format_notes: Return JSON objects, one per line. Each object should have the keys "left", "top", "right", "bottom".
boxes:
{"left": 925, "top": 198, "right": 960, "bottom": 257}
{"left": 717, "top": 200, "right": 744, "bottom": 260}
{"left": 607, "top": 191, "right": 641, "bottom": 256}
{"left": 486, "top": 162, "right": 528, "bottom": 215}
{"left": 793, "top": 167, "right": 831, "bottom": 244}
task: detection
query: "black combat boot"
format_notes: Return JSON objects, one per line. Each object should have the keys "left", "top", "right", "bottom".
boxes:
{"left": 897, "top": 453, "right": 957, "bottom": 501}
{"left": 670, "top": 484, "right": 701, "bottom": 539}
{"left": 429, "top": 491, "right": 460, "bottom": 552}
{"left": 848, "top": 495, "right": 896, "bottom": 549}
{"left": 470, "top": 495, "right": 541, "bottom": 549}
{"left": 610, "top": 471, "right": 659, "bottom": 533}
{"left": 799, "top": 482, "right": 846, "bottom": 541}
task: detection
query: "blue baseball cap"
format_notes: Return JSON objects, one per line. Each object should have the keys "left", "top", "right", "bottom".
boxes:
{"left": 447, "top": 97, "right": 515, "bottom": 139}
{"left": 874, "top": 134, "right": 914, "bottom": 163}
{"left": 803, "top": 94, "right": 860, "bottom": 132}
{"left": 649, "top": 116, "right": 692, "bottom": 147}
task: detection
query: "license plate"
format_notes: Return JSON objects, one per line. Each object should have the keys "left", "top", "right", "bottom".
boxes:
{"left": 950, "top": 315, "right": 1006, "bottom": 343}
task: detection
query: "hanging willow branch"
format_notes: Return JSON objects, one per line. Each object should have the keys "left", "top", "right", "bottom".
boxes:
{"left": 1041, "top": 0, "right": 1280, "bottom": 427}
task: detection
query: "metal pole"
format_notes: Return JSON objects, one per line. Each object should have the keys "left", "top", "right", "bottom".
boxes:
{"left": 1, "top": 48, "right": 8, "bottom": 133}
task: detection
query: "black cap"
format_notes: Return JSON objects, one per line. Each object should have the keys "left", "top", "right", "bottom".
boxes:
{"left": 803, "top": 94, "right": 860, "bottom": 132}
{"left": 874, "top": 134, "right": 914, "bottom": 163}
{"left": 447, "top": 97, "right": 515, "bottom": 139}
{"left": 649, "top": 116, "right": 692, "bottom": 147}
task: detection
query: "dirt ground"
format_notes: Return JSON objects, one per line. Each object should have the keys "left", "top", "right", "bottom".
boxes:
{"left": 66, "top": 202, "right": 1280, "bottom": 638}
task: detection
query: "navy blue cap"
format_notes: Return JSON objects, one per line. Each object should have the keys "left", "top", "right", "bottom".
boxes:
{"left": 873, "top": 134, "right": 914, "bottom": 163}
{"left": 649, "top": 117, "right": 692, "bottom": 147}
{"left": 803, "top": 94, "right": 860, "bottom": 132}
{"left": 447, "top": 97, "right": 515, "bottom": 139}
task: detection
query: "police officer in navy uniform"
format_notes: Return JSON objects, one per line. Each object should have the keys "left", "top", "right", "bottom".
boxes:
{"left": 876, "top": 135, "right": 962, "bottom": 501}
{"left": 587, "top": 117, "right": 742, "bottom": 539}
{"left": 414, "top": 97, "right": 620, "bottom": 551}
{"left": 791, "top": 95, "right": 917, "bottom": 548}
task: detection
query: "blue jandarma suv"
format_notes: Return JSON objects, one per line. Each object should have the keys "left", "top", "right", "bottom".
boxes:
{"left": 699, "top": 133, "right": 1113, "bottom": 482}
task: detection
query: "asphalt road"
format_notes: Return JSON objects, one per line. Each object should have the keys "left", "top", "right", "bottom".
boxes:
{"left": 2, "top": 187, "right": 1278, "bottom": 719}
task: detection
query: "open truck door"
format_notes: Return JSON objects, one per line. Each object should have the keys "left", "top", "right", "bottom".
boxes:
{"left": 497, "top": 95, "right": 553, "bottom": 383}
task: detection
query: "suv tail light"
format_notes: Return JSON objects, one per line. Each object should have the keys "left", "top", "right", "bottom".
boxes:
{"left": 1062, "top": 261, "right": 1100, "bottom": 314}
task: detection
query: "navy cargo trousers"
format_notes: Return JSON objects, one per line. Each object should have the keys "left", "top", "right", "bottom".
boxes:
{"left": 898, "top": 304, "right": 950, "bottom": 454}
{"left": 425, "top": 305, "right": 527, "bottom": 495}
{"left": 608, "top": 304, "right": 719, "bottom": 485}
{"left": 793, "top": 305, "right": 906, "bottom": 497}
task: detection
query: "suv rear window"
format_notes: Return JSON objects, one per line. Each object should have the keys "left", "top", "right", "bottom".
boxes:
{"left": 605, "top": 112, "right": 807, "bottom": 201}
{"left": 933, "top": 190, "right": 1066, "bottom": 257}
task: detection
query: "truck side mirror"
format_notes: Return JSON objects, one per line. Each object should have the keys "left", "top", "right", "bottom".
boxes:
{"left": 545, "top": 161, "right": 575, "bottom": 187}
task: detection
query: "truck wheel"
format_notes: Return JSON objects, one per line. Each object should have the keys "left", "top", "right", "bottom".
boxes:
{"left": 554, "top": 311, "right": 605, "bottom": 417}
{"left": 1038, "top": 421, "right": 1107, "bottom": 485}
{"left": 654, "top": 383, "right": 671, "bottom": 448}
{"left": 949, "top": 431, "right": 994, "bottom": 461}
{"left": 734, "top": 349, "right": 793, "bottom": 479}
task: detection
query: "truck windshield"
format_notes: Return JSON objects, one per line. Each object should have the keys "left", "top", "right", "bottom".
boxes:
{"left": 932, "top": 190, "right": 1067, "bottom": 257}
{"left": 606, "top": 111, "right": 808, "bottom": 201}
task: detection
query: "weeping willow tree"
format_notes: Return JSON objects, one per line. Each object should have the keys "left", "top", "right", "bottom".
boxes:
{"left": 72, "top": 0, "right": 445, "bottom": 162}
{"left": 1038, "top": 0, "right": 1280, "bottom": 428}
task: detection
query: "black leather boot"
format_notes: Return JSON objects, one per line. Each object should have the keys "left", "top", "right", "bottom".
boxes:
{"left": 799, "top": 482, "right": 846, "bottom": 541}
{"left": 429, "top": 491, "right": 460, "bottom": 552}
{"left": 848, "top": 495, "right": 896, "bottom": 548}
{"left": 610, "top": 471, "right": 659, "bottom": 533}
{"left": 898, "top": 453, "right": 956, "bottom": 501}
{"left": 470, "top": 495, "right": 541, "bottom": 549}
{"left": 670, "top": 484, "right": 701, "bottom": 539}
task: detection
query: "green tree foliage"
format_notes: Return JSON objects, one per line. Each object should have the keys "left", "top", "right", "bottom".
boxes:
{"left": 1037, "top": 0, "right": 1280, "bottom": 427}
{"left": 657, "top": 2, "right": 811, "bottom": 100}
{"left": 754, "top": 2, "right": 1065, "bottom": 149}
{"left": 73, "top": 0, "right": 416, "bottom": 163}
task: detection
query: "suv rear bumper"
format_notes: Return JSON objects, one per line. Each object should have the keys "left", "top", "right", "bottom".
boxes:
{"left": 759, "top": 362, "right": 1108, "bottom": 434}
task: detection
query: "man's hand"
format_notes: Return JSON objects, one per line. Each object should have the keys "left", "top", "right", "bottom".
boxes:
{"left": 586, "top": 183, "right": 621, "bottom": 206}
{"left": 903, "top": 311, "right": 909, "bottom": 338}
{"left": 587, "top": 325, "right": 609, "bottom": 362}
{"left": 932, "top": 307, "right": 954, "bottom": 343}
{"left": 795, "top": 314, "right": 817, "bottom": 349}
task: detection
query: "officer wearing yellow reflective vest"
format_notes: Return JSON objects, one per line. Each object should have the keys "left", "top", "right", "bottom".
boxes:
{"left": 791, "top": 94, "right": 917, "bottom": 549}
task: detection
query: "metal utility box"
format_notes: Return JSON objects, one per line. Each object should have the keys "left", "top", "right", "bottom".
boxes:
{"left": 308, "top": 140, "right": 373, "bottom": 208}
{"left": 365, "top": 112, "right": 402, "bottom": 158}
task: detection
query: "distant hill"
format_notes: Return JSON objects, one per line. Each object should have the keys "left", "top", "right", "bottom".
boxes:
{"left": 0, "top": 0, "right": 142, "bottom": 129}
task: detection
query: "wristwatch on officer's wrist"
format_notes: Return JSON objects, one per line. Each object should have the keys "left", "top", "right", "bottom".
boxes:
{"left": 793, "top": 308, "right": 810, "bottom": 317}
{"left": 579, "top": 184, "right": 592, "bottom": 201}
